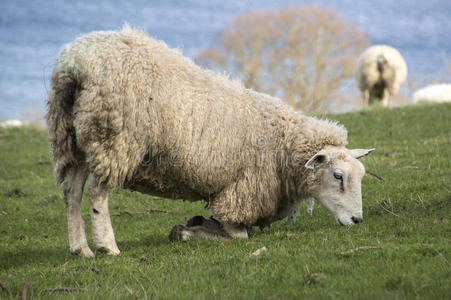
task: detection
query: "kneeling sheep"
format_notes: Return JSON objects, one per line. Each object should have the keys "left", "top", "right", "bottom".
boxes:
{"left": 47, "top": 26, "right": 374, "bottom": 256}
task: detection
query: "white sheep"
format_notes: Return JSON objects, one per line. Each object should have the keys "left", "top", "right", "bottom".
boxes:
{"left": 0, "top": 119, "right": 23, "bottom": 127}
{"left": 412, "top": 84, "right": 451, "bottom": 103}
{"left": 46, "top": 26, "right": 374, "bottom": 257}
{"left": 355, "top": 45, "right": 407, "bottom": 106}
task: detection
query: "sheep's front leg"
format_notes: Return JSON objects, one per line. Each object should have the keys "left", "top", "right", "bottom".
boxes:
{"left": 169, "top": 224, "right": 229, "bottom": 241}
{"left": 287, "top": 197, "right": 315, "bottom": 226}
{"left": 88, "top": 177, "right": 120, "bottom": 255}
{"left": 169, "top": 216, "right": 248, "bottom": 241}
{"left": 64, "top": 166, "right": 93, "bottom": 257}
{"left": 305, "top": 197, "right": 315, "bottom": 216}
{"left": 222, "top": 223, "right": 248, "bottom": 238}
{"left": 287, "top": 201, "right": 301, "bottom": 226}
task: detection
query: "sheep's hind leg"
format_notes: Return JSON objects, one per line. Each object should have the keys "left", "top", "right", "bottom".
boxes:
{"left": 88, "top": 177, "right": 120, "bottom": 255}
{"left": 64, "top": 165, "right": 93, "bottom": 257}
{"left": 363, "top": 90, "right": 370, "bottom": 107}
{"left": 381, "top": 89, "right": 390, "bottom": 107}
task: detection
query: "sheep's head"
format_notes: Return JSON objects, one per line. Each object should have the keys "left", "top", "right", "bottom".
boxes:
{"left": 304, "top": 147, "right": 374, "bottom": 225}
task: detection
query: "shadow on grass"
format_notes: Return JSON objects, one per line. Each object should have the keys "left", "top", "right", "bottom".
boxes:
{"left": 0, "top": 234, "right": 172, "bottom": 271}
{"left": 0, "top": 245, "right": 68, "bottom": 271}
{"left": 117, "top": 233, "right": 170, "bottom": 252}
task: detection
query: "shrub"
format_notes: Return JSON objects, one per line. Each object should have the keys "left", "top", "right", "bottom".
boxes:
{"left": 196, "top": 6, "right": 368, "bottom": 113}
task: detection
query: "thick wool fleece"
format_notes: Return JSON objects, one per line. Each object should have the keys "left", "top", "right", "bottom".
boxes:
{"left": 355, "top": 45, "right": 407, "bottom": 96}
{"left": 47, "top": 26, "right": 347, "bottom": 226}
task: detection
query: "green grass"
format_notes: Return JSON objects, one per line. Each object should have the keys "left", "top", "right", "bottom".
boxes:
{"left": 0, "top": 103, "right": 450, "bottom": 299}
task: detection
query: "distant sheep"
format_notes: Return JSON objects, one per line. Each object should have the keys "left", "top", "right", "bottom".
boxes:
{"left": 47, "top": 26, "right": 374, "bottom": 257}
{"left": 0, "top": 120, "right": 23, "bottom": 127}
{"left": 355, "top": 45, "right": 407, "bottom": 106}
{"left": 413, "top": 84, "right": 451, "bottom": 103}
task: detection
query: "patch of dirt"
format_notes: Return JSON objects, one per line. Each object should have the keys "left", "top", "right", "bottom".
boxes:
{"left": 139, "top": 257, "right": 149, "bottom": 264}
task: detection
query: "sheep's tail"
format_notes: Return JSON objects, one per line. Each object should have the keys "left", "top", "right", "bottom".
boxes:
{"left": 46, "top": 60, "right": 80, "bottom": 185}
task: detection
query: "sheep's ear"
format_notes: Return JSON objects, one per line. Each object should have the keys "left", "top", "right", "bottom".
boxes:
{"left": 349, "top": 148, "right": 375, "bottom": 159}
{"left": 305, "top": 150, "right": 327, "bottom": 170}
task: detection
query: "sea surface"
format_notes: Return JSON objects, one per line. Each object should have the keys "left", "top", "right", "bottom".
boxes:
{"left": 1, "top": 0, "right": 450, "bottom": 120}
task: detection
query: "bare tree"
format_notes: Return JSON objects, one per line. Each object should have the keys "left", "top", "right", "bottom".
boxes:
{"left": 196, "top": 6, "right": 368, "bottom": 113}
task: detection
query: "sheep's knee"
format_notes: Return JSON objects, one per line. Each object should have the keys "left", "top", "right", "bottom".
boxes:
{"left": 88, "top": 177, "right": 120, "bottom": 255}
{"left": 169, "top": 225, "right": 229, "bottom": 241}
{"left": 169, "top": 216, "right": 233, "bottom": 241}
{"left": 222, "top": 223, "right": 248, "bottom": 239}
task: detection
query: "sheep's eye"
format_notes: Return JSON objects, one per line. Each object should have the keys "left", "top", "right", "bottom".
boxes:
{"left": 334, "top": 172, "right": 343, "bottom": 180}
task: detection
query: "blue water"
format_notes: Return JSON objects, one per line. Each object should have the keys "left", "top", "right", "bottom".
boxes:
{"left": 1, "top": 0, "right": 450, "bottom": 120}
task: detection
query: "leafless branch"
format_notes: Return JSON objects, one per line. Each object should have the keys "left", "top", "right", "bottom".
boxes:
{"left": 380, "top": 203, "right": 401, "bottom": 217}
{"left": 112, "top": 209, "right": 169, "bottom": 217}
{"left": 21, "top": 282, "right": 31, "bottom": 300}
{"left": 367, "top": 170, "right": 384, "bottom": 181}
{"left": 0, "top": 281, "right": 10, "bottom": 296}
{"left": 147, "top": 209, "right": 169, "bottom": 214}
{"left": 45, "top": 287, "right": 87, "bottom": 293}
{"left": 111, "top": 211, "right": 134, "bottom": 217}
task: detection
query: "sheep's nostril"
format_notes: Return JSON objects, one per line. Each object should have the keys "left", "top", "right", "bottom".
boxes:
{"left": 351, "top": 216, "right": 363, "bottom": 224}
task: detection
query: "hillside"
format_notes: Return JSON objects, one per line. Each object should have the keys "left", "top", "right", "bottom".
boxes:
{"left": 0, "top": 103, "right": 449, "bottom": 299}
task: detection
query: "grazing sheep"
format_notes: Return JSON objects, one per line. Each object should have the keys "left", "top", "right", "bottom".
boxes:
{"left": 47, "top": 26, "right": 374, "bottom": 257}
{"left": 355, "top": 45, "right": 407, "bottom": 106}
{"left": 413, "top": 84, "right": 451, "bottom": 103}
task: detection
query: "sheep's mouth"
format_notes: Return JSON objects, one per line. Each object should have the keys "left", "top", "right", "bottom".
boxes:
{"left": 335, "top": 216, "right": 347, "bottom": 226}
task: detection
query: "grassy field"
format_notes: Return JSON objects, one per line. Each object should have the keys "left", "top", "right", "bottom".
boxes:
{"left": 0, "top": 103, "right": 450, "bottom": 299}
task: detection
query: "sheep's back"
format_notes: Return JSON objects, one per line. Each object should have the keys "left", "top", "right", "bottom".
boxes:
{"left": 61, "top": 27, "right": 294, "bottom": 191}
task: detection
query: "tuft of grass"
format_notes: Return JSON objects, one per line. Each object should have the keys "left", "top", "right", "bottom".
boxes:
{"left": 0, "top": 104, "right": 450, "bottom": 299}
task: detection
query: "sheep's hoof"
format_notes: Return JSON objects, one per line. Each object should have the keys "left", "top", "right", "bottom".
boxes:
{"left": 71, "top": 247, "right": 95, "bottom": 258}
{"left": 96, "top": 246, "right": 120, "bottom": 256}
{"left": 169, "top": 225, "right": 192, "bottom": 242}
